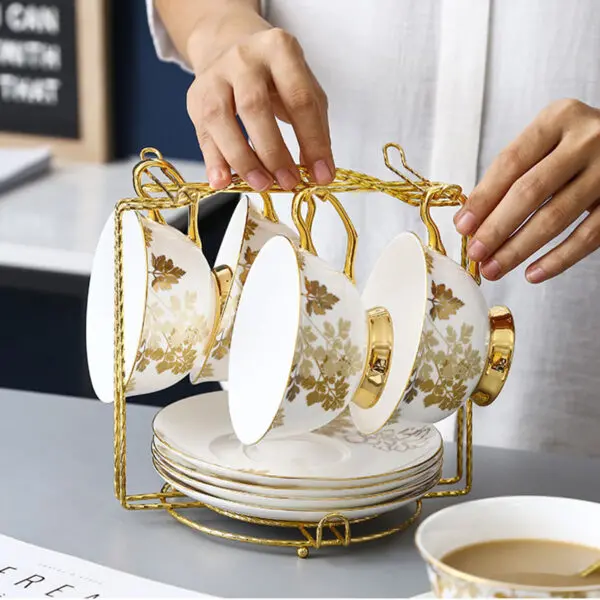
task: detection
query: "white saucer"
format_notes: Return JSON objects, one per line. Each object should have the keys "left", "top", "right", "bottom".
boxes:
{"left": 153, "top": 446, "right": 441, "bottom": 510}
{"left": 155, "top": 459, "right": 435, "bottom": 523}
{"left": 152, "top": 392, "right": 442, "bottom": 488}
{"left": 153, "top": 436, "right": 443, "bottom": 497}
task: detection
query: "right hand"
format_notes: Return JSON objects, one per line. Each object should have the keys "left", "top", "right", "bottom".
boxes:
{"left": 186, "top": 16, "right": 333, "bottom": 192}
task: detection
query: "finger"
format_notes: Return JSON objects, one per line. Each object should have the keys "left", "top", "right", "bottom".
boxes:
{"left": 455, "top": 108, "right": 563, "bottom": 236}
{"left": 234, "top": 74, "right": 300, "bottom": 190}
{"left": 307, "top": 67, "right": 332, "bottom": 150}
{"left": 480, "top": 166, "right": 599, "bottom": 279}
{"left": 466, "top": 143, "right": 585, "bottom": 263}
{"left": 196, "top": 131, "right": 231, "bottom": 189}
{"left": 196, "top": 81, "right": 273, "bottom": 191}
{"left": 524, "top": 203, "right": 600, "bottom": 284}
{"left": 269, "top": 46, "right": 333, "bottom": 184}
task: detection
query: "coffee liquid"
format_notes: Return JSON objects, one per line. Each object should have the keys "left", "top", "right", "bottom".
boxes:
{"left": 442, "top": 539, "right": 600, "bottom": 587}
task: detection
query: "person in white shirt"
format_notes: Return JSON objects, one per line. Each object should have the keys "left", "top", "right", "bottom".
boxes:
{"left": 147, "top": 0, "right": 600, "bottom": 457}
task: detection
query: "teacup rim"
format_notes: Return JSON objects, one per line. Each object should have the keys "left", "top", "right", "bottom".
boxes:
{"left": 352, "top": 231, "right": 429, "bottom": 433}
{"left": 228, "top": 234, "right": 303, "bottom": 445}
{"left": 124, "top": 211, "right": 150, "bottom": 393}
{"left": 211, "top": 195, "right": 254, "bottom": 331}
{"left": 414, "top": 495, "right": 600, "bottom": 594}
{"left": 253, "top": 237, "right": 366, "bottom": 444}
{"left": 87, "top": 210, "right": 149, "bottom": 401}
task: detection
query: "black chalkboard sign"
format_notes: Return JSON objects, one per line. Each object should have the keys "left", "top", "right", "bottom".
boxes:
{"left": 0, "top": 0, "right": 79, "bottom": 139}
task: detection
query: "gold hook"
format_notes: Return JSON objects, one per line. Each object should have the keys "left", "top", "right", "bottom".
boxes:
{"left": 292, "top": 189, "right": 357, "bottom": 283}
{"left": 259, "top": 192, "right": 279, "bottom": 223}
{"left": 383, "top": 143, "right": 429, "bottom": 192}
{"left": 420, "top": 187, "right": 447, "bottom": 255}
{"left": 420, "top": 184, "right": 481, "bottom": 284}
{"left": 291, "top": 190, "right": 317, "bottom": 255}
{"left": 132, "top": 151, "right": 202, "bottom": 249}
{"left": 139, "top": 147, "right": 164, "bottom": 161}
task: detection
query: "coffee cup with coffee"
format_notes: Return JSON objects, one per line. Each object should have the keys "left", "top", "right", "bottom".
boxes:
{"left": 415, "top": 495, "right": 600, "bottom": 598}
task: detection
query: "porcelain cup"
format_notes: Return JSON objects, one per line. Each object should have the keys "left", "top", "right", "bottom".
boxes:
{"left": 228, "top": 190, "right": 371, "bottom": 445}
{"left": 350, "top": 188, "right": 515, "bottom": 433}
{"left": 190, "top": 194, "right": 298, "bottom": 385}
{"left": 415, "top": 496, "right": 600, "bottom": 598}
{"left": 86, "top": 192, "right": 226, "bottom": 402}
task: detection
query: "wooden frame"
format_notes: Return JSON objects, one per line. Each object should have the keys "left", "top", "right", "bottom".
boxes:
{"left": 0, "top": 0, "right": 111, "bottom": 162}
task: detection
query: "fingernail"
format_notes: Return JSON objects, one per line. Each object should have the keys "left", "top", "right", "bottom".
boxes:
{"left": 526, "top": 266, "right": 546, "bottom": 284}
{"left": 455, "top": 210, "right": 478, "bottom": 235}
{"left": 481, "top": 258, "right": 502, "bottom": 280}
{"left": 275, "top": 168, "right": 298, "bottom": 191}
{"left": 246, "top": 169, "right": 272, "bottom": 191}
{"left": 313, "top": 160, "right": 332, "bottom": 184}
{"left": 208, "top": 167, "right": 228, "bottom": 189}
{"left": 467, "top": 239, "right": 489, "bottom": 262}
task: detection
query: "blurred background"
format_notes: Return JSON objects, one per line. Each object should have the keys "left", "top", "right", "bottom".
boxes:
{"left": 0, "top": 1, "right": 235, "bottom": 406}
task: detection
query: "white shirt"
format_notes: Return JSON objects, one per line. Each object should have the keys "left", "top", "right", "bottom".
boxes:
{"left": 147, "top": 0, "right": 600, "bottom": 457}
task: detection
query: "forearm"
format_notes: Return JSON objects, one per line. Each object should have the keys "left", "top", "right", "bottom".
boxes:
{"left": 155, "top": 0, "right": 269, "bottom": 71}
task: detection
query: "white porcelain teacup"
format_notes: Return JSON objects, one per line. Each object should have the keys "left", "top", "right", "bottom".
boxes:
{"left": 228, "top": 190, "right": 371, "bottom": 445}
{"left": 86, "top": 198, "right": 225, "bottom": 403}
{"left": 415, "top": 496, "right": 600, "bottom": 598}
{"left": 350, "top": 188, "right": 515, "bottom": 433}
{"left": 190, "top": 194, "right": 298, "bottom": 385}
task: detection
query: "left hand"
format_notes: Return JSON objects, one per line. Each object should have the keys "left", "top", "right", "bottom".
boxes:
{"left": 454, "top": 98, "right": 600, "bottom": 283}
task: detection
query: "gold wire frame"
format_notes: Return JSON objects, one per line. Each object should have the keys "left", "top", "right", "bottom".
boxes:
{"left": 112, "top": 143, "right": 480, "bottom": 557}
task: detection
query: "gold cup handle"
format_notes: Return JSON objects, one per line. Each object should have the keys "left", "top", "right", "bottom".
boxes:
{"left": 132, "top": 148, "right": 202, "bottom": 249}
{"left": 471, "top": 306, "right": 515, "bottom": 407}
{"left": 291, "top": 189, "right": 358, "bottom": 283}
{"left": 353, "top": 306, "right": 394, "bottom": 410}
{"left": 420, "top": 187, "right": 481, "bottom": 283}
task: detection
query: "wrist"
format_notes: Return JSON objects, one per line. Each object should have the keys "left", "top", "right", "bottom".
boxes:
{"left": 186, "top": 4, "right": 271, "bottom": 73}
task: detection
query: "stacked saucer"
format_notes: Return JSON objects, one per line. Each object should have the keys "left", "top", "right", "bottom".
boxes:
{"left": 152, "top": 392, "right": 443, "bottom": 523}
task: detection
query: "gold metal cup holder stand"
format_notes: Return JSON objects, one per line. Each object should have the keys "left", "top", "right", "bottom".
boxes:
{"left": 112, "top": 144, "right": 511, "bottom": 557}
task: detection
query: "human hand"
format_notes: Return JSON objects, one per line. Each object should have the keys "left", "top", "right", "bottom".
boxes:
{"left": 454, "top": 99, "right": 600, "bottom": 283}
{"left": 186, "top": 7, "right": 333, "bottom": 192}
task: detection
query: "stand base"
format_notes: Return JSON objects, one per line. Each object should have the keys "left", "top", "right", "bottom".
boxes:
{"left": 158, "top": 484, "right": 423, "bottom": 558}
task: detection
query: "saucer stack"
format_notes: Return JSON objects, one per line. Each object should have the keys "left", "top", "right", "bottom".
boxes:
{"left": 151, "top": 392, "right": 443, "bottom": 523}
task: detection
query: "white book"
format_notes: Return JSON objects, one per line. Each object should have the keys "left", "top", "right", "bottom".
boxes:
{"left": 0, "top": 533, "right": 210, "bottom": 598}
{"left": 0, "top": 146, "right": 51, "bottom": 194}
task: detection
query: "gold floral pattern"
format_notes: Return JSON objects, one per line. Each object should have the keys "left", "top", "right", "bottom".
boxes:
{"left": 425, "top": 251, "right": 434, "bottom": 274}
{"left": 199, "top": 320, "right": 233, "bottom": 379}
{"left": 195, "top": 211, "right": 263, "bottom": 382}
{"left": 304, "top": 277, "right": 340, "bottom": 316}
{"left": 150, "top": 254, "right": 186, "bottom": 291}
{"left": 317, "top": 409, "right": 435, "bottom": 452}
{"left": 271, "top": 407, "right": 285, "bottom": 429}
{"left": 142, "top": 223, "right": 153, "bottom": 248}
{"left": 243, "top": 217, "right": 258, "bottom": 241}
{"left": 430, "top": 281, "right": 465, "bottom": 320}
{"left": 402, "top": 252, "right": 483, "bottom": 413}
{"left": 239, "top": 246, "right": 259, "bottom": 286}
{"left": 133, "top": 289, "right": 211, "bottom": 378}
{"left": 124, "top": 216, "right": 216, "bottom": 392}
{"left": 285, "top": 319, "right": 362, "bottom": 411}
{"left": 284, "top": 279, "right": 363, "bottom": 411}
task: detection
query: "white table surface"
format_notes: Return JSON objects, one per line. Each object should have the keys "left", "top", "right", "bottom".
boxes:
{"left": 0, "top": 157, "right": 205, "bottom": 275}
